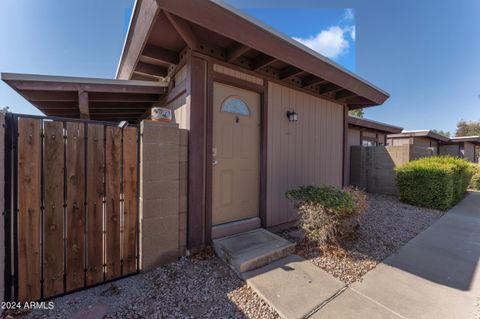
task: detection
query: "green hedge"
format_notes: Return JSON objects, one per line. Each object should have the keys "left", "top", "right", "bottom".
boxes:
{"left": 395, "top": 156, "right": 474, "bottom": 210}
{"left": 470, "top": 164, "right": 480, "bottom": 190}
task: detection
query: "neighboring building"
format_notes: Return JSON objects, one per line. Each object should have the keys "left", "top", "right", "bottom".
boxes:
{"left": 439, "top": 136, "right": 480, "bottom": 162}
{"left": 2, "top": 0, "right": 389, "bottom": 249}
{"left": 348, "top": 116, "right": 402, "bottom": 147}
{"left": 387, "top": 130, "right": 450, "bottom": 155}
{"left": 346, "top": 116, "right": 402, "bottom": 184}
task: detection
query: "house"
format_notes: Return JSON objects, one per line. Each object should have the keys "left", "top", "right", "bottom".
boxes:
{"left": 439, "top": 136, "right": 480, "bottom": 162}
{"left": 346, "top": 116, "right": 402, "bottom": 184}
{"left": 2, "top": 0, "right": 389, "bottom": 250}
{"left": 348, "top": 116, "right": 402, "bottom": 147}
{"left": 387, "top": 130, "right": 450, "bottom": 155}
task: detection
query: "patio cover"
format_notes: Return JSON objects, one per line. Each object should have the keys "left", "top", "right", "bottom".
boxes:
{"left": 2, "top": 73, "right": 168, "bottom": 122}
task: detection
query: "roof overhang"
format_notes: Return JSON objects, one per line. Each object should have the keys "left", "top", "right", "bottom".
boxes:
{"left": 448, "top": 136, "right": 480, "bottom": 145}
{"left": 2, "top": 72, "right": 167, "bottom": 122}
{"left": 116, "top": 0, "right": 389, "bottom": 109}
{"left": 387, "top": 130, "right": 450, "bottom": 143}
{"left": 348, "top": 116, "right": 402, "bottom": 134}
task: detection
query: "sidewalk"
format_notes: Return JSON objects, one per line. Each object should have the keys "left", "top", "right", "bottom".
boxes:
{"left": 313, "top": 192, "right": 480, "bottom": 318}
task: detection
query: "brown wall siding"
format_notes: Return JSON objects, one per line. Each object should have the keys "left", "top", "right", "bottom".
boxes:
{"left": 463, "top": 142, "right": 475, "bottom": 162}
{"left": 213, "top": 64, "right": 263, "bottom": 85}
{"left": 171, "top": 93, "right": 189, "bottom": 129}
{"left": 388, "top": 137, "right": 411, "bottom": 146}
{"left": 345, "top": 128, "right": 361, "bottom": 185}
{"left": 266, "top": 82, "right": 344, "bottom": 227}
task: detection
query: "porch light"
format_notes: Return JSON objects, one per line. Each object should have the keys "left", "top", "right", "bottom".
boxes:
{"left": 286, "top": 110, "right": 298, "bottom": 122}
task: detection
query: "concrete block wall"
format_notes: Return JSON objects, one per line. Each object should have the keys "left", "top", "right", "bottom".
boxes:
{"left": 140, "top": 120, "right": 187, "bottom": 271}
{"left": 178, "top": 129, "right": 188, "bottom": 255}
{"left": 439, "top": 144, "right": 460, "bottom": 157}
{"left": 350, "top": 144, "right": 433, "bottom": 195}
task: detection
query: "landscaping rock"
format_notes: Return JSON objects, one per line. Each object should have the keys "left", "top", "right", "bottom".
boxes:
{"left": 280, "top": 193, "right": 443, "bottom": 284}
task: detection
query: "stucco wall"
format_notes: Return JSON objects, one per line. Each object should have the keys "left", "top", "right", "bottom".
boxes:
{"left": 266, "top": 82, "right": 344, "bottom": 227}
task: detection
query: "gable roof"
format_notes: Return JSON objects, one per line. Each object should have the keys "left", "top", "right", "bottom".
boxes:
{"left": 116, "top": 0, "right": 389, "bottom": 109}
{"left": 387, "top": 130, "right": 450, "bottom": 143}
{"left": 348, "top": 116, "right": 402, "bottom": 134}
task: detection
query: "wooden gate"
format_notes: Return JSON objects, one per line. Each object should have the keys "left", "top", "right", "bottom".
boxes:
{"left": 4, "top": 114, "right": 140, "bottom": 302}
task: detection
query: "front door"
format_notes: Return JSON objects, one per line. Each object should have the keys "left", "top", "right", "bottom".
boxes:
{"left": 212, "top": 82, "right": 260, "bottom": 225}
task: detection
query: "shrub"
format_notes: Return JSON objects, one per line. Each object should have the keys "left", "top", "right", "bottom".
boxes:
{"left": 286, "top": 185, "right": 368, "bottom": 244}
{"left": 395, "top": 156, "right": 473, "bottom": 210}
{"left": 470, "top": 164, "right": 480, "bottom": 190}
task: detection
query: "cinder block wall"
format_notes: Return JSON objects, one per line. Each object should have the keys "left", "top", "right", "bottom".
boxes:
{"left": 178, "top": 130, "right": 188, "bottom": 255}
{"left": 439, "top": 144, "right": 460, "bottom": 157}
{"left": 0, "top": 114, "right": 5, "bottom": 303}
{"left": 350, "top": 144, "right": 433, "bottom": 195}
{"left": 140, "top": 121, "right": 188, "bottom": 271}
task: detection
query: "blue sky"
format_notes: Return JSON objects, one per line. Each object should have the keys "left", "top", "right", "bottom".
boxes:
{"left": 1, "top": 0, "right": 479, "bottom": 134}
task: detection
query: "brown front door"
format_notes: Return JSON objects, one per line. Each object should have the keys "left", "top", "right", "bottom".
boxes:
{"left": 212, "top": 82, "right": 260, "bottom": 225}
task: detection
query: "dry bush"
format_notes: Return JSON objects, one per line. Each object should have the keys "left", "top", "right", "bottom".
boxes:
{"left": 286, "top": 185, "right": 369, "bottom": 245}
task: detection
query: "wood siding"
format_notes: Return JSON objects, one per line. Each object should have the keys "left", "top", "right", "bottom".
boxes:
{"left": 266, "top": 82, "right": 344, "bottom": 227}
{"left": 213, "top": 64, "right": 263, "bottom": 86}
{"left": 171, "top": 93, "right": 189, "bottom": 129}
{"left": 463, "top": 142, "right": 475, "bottom": 162}
{"left": 346, "top": 128, "right": 361, "bottom": 185}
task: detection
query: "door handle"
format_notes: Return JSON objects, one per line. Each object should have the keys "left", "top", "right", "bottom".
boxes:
{"left": 213, "top": 159, "right": 219, "bottom": 165}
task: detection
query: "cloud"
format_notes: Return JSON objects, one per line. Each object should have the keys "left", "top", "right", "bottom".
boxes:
{"left": 345, "top": 25, "right": 355, "bottom": 41}
{"left": 343, "top": 8, "right": 354, "bottom": 22}
{"left": 293, "top": 26, "right": 349, "bottom": 59}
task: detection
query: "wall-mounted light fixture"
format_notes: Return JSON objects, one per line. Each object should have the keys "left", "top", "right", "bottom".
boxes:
{"left": 286, "top": 110, "right": 298, "bottom": 122}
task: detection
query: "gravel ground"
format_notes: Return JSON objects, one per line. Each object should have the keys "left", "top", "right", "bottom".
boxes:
{"left": 280, "top": 193, "right": 443, "bottom": 284}
{"left": 7, "top": 249, "right": 279, "bottom": 319}
{"left": 4, "top": 194, "right": 442, "bottom": 318}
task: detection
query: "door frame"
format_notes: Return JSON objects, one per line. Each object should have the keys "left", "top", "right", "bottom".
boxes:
{"left": 205, "top": 63, "right": 268, "bottom": 243}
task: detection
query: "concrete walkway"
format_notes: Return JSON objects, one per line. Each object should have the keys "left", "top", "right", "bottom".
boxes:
{"left": 245, "top": 192, "right": 480, "bottom": 318}
{"left": 313, "top": 192, "right": 480, "bottom": 319}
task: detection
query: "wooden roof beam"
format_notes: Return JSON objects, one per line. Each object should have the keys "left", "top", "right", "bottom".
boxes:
{"left": 142, "top": 44, "right": 179, "bottom": 65}
{"left": 335, "top": 90, "right": 356, "bottom": 100}
{"left": 164, "top": 11, "right": 198, "bottom": 49}
{"left": 134, "top": 61, "right": 168, "bottom": 78}
{"left": 344, "top": 96, "right": 372, "bottom": 104}
{"left": 302, "top": 75, "right": 327, "bottom": 88}
{"left": 226, "top": 42, "right": 251, "bottom": 63}
{"left": 252, "top": 54, "right": 276, "bottom": 71}
{"left": 78, "top": 90, "right": 89, "bottom": 119}
{"left": 279, "top": 66, "right": 304, "bottom": 80}
{"left": 319, "top": 83, "right": 343, "bottom": 94}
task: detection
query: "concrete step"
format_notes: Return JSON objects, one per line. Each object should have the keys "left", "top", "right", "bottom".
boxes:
{"left": 213, "top": 228, "right": 296, "bottom": 275}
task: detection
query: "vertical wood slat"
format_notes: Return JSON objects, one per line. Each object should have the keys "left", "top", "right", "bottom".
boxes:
{"left": 43, "top": 121, "right": 65, "bottom": 298}
{"left": 66, "top": 123, "right": 85, "bottom": 291}
{"left": 17, "top": 118, "right": 42, "bottom": 302}
{"left": 122, "top": 127, "right": 138, "bottom": 275}
{"left": 105, "top": 126, "right": 122, "bottom": 280}
{"left": 86, "top": 124, "right": 104, "bottom": 285}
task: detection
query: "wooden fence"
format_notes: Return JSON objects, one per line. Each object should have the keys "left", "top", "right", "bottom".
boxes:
{"left": 4, "top": 114, "right": 139, "bottom": 302}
